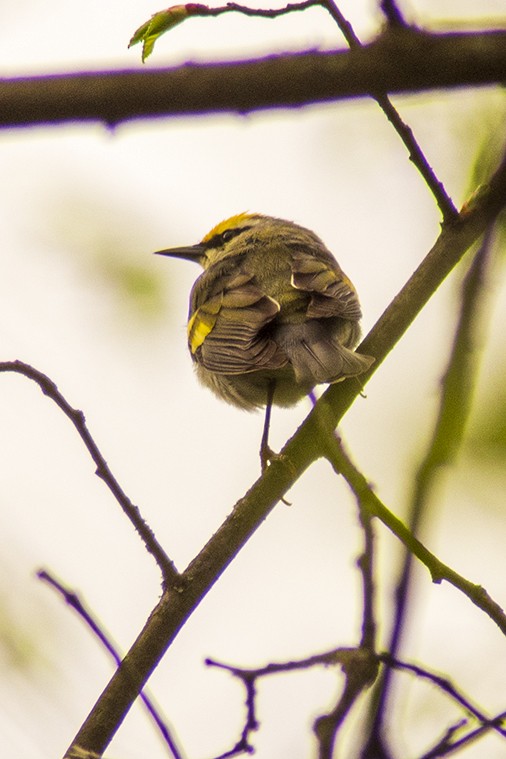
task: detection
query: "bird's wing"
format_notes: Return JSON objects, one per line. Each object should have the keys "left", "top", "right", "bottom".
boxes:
{"left": 290, "top": 252, "right": 362, "bottom": 320}
{"left": 188, "top": 269, "right": 287, "bottom": 375}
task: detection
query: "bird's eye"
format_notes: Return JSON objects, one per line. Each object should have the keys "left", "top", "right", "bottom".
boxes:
{"left": 205, "top": 225, "right": 251, "bottom": 251}
{"left": 221, "top": 229, "right": 237, "bottom": 243}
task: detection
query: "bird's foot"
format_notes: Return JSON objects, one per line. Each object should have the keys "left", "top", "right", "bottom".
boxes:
{"left": 260, "top": 445, "right": 293, "bottom": 506}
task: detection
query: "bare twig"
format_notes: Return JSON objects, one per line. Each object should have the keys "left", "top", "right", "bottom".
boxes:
{"left": 321, "top": 0, "right": 458, "bottom": 222}
{"left": 419, "top": 708, "right": 506, "bottom": 758}
{"left": 379, "top": 0, "right": 408, "bottom": 27}
{"left": 357, "top": 494, "right": 376, "bottom": 651}
{"left": 381, "top": 654, "right": 506, "bottom": 738}
{"left": 206, "top": 647, "right": 378, "bottom": 759}
{"left": 206, "top": 646, "right": 506, "bottom": 759}
{"left": 207, "top": 0, "right": 319, "bottom": 18}
{"left": 0, "top": 361, "right": 179, "bottom": 587}
{"left": 314, "top": 648, "right": 378, "bottom": 758}
{"left": 37, "top": 569, "right": 184, "bottom": 759}
{"left": 378, "top": 654, "right": 506, "bottom": 757}
{"left": 308, "top": 393, "right": 377, "bottom": 652}
{"left": 207, "top": 395, "right": 379, "bottom": 759}
{"left": 321, "top": 434, "right": 506, "bottom": 635}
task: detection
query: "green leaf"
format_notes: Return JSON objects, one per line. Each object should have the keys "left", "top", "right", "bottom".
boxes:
{"left": 129, "top": 4, "right": 208, "bottom": 62}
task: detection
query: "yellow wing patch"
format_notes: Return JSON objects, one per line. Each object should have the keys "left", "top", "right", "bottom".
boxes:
{"left": 201, "top": 212, "right": 256, "bottom": 243}
{"left": 187, "top": 310, "right": 208, "bottom": 353}
{"left": 187, "top": 295, "right": 222, "bottom": 353}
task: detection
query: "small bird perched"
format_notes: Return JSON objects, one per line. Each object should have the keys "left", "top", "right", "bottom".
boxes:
{"left": 156, "top": 213, "right": 373, "bottom": 468}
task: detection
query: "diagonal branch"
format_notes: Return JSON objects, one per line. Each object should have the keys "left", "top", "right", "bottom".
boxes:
{"left": 381, "top": 654, "right": 506, "bottom": 740}
{"left": 62, "top": 142, "right": 506, "bottom": 759}
{"left": 322, "top": 0, "right": 458, "bottom": 221}
{"left": 420, "top": 707, "right": 506, "bottom": 758}
{"left": 1, "top": 28, "right": 506, "bottom": 129}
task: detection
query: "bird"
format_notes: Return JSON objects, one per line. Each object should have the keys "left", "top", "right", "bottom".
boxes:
{"left": 155, "top": 213, "right": 373, "bottom": 469}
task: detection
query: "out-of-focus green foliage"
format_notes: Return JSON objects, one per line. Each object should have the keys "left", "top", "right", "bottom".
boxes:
{"left": 0, "top": 594, "right": 40, "bottom": 670}
{"left": 36, "top": 186, "right": 169, "bottom": 323}
{"left": 458, "top": 104, "right": 506, "bottom": 462}
{"left": 467, "top": 108, "right": 506, "bottom": 191}
{"left": 97, "top": 254, "right": 166, "bottom": 319}
{"left": 465, "top": 104, "right": 506, "bottom": 254}
{"left": 467, "top": 364, "right": 506, "bottom": 460}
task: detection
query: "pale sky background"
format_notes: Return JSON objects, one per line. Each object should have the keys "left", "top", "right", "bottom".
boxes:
{"left": 1, "top": 1, "right": 506, "bottom": 758}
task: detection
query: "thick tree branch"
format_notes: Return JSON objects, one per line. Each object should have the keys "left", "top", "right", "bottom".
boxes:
{"left": 2, "top": 27, "right": 506, "bottom": 129}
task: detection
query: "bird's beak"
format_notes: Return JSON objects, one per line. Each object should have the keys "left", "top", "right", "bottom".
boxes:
{"left": 154, "top": 243, "right": 205, "bottom": 264}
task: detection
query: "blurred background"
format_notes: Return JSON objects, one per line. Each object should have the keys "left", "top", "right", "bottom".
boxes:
{"left": 1, "top": 0, "right": 506, "bottom": 757}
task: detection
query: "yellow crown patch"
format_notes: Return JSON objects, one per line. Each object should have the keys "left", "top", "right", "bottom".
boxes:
{"left": 201, "top": 212, "right": 256, "bottom": 243}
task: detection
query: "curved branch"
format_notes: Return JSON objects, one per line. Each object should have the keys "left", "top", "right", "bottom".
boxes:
{"left": 2, "top": 27, "right": 506, "bottom": 129}
{"left": 0, "top": 361, "right": 179, "bottom": 586}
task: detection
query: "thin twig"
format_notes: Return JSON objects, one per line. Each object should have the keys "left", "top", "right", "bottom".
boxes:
{"left": 420, "top": 720, "right": 472, "bottom": 759}
{"left": 0, "top": 361, "right": 179, "bottom": 587}
{"left": 379, "top": 0, "right": 408, "bottom": 27}
{"left": 38, "top": 569, "right": 185, "bottom": 759}
{"left": 314, "top": 648, "right": 379, "bottom": 758}
{"left": 211, "top": 0, "right": 319, "bottom": 18}
{"left": 207, "top": 645, "right": 506, "bottom": 759}
{"left": 309, "top": 393, "right": 377, "bottom": 652}
{"left": 206, "top": 647, "right": 377, "bottom": 759}
{"left": 357, "top": 497, "right": 376, "bottom": 651}
{"left": 419, "top": 708, "right": 506, "bottom": 758}
{"left": 321, "top": 0, "right": 459, "bottom": 223}
{"left": 320, "top": 433, "right": 506, "bottom": 635}
{"left": 381, "top": 654, "right": 506, "bottom": 738}
{"left": 211, "top": 380, "right": 378, "bottom": 759}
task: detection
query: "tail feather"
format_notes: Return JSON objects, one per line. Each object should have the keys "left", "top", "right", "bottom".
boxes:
{"left": 275, "top": 321, "right": 373, "bottom": 384}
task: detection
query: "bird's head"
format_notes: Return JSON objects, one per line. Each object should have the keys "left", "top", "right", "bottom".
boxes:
{"left": 155, "top": 213, "right": 293, "bottom": 269}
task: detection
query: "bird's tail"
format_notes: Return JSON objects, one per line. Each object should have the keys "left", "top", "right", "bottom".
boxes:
{"left": 276, "top": 321, "right": 374, "bottom": 384}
